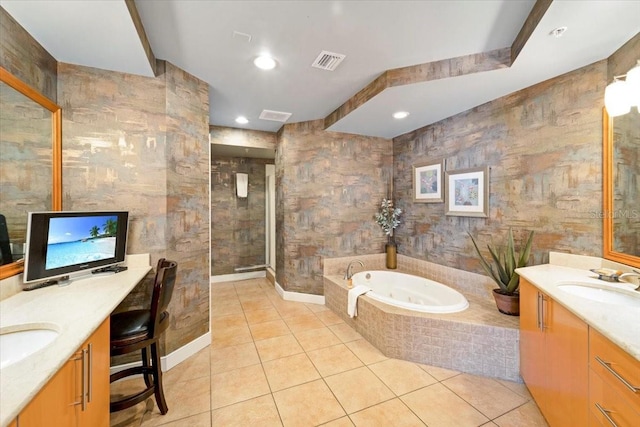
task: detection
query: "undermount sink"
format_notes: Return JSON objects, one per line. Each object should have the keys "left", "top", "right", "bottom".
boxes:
{"left": 0, "top": 324, "right": 59, "bottom": 369}
{"left": 557, "top": 282, "right": 640, "bottom": 308}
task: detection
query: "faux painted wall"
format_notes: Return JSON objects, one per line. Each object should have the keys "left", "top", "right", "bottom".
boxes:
{"left": 57, "top": 61, "right": 210, "bottom": 355}
{"left": 393, "top": 60, "right": 608, "bottom": 275}
{"left": 210, "top": 155, "right": 272, "bottom": 275}
{"left": 276, "top": 120, "right": 392, "bottom": 295}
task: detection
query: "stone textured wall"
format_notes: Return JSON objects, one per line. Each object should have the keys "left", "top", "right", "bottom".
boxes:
{"left": 58, "top": 61, "right": 210, "bottom": 355}
{"left": 0, "top": 7, "right": 57, "bottom": 101}
{"left": 393, "top": 61, "right": 608, "bottom": 275}
{"left": 276, "top": 120, "right": 392, "bottom": 295}
{"left": 210, "top": 155, "right": 272, "bottom": 275}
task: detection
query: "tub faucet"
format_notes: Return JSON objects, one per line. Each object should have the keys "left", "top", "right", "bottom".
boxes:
{"left": 619, "top": 270, "right": 640, "bottom": 291}
{"left": 344, "top": 260, "right": 365, "bottom": 281}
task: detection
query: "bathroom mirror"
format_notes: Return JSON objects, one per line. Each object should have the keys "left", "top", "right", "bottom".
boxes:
{"left": 602, "top": 108, "right": 640, "bottom": 268}
{"left": 0, "top": 67, "right": 62, "bottom": 280}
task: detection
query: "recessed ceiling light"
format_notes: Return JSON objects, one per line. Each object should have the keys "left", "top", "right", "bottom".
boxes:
{"left": 392, "top": 111, "right": 410, "bottom": 119}
{"left": 549, "top": 26, "right": 567, "bottom": 38}
{"left": 254, "top": 55, "right": 277, "bottom": 70}
{"left": 235, "top": 116, "right": 249, "bottom": 124}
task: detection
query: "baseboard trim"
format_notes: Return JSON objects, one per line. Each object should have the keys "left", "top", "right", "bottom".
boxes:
{"left": 110, "top": 331, "right": 211, "bottom": 375}
{"left": 275, "top": 281, "right": 325, "bottom": 305}
{"left": 210, "top": 271, "right": 266, "bottom": 283}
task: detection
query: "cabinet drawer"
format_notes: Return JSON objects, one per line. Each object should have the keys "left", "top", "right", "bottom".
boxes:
{"left": 589, "top": 328, "right": 640, "bottom": 412}
{"left": 590, "top": 369, "right": 640, "bottom": 427}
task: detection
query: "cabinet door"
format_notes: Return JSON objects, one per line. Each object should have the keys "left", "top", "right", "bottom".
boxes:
{"left": 545, "top": 298, "right": 589, "bottom": 427}
{"left": 519, "top": 279, "right": 547, "bottom": 406}
{"left": 76, "top": 319, "right": 110, "bottom": 427}
{"left": 18, "top": 352, "right": 78, "bottom": 427}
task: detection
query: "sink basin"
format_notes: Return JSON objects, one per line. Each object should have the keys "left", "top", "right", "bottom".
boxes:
{"left": 0, "top": 324, "right": 59, "bottom": 369}
{"left": 557, "top": 282, "right": 640, "bottom": 308}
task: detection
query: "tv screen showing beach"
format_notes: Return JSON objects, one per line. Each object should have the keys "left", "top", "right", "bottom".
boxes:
{"left": 45, "top": 215, "right": 118, "bottom": 270}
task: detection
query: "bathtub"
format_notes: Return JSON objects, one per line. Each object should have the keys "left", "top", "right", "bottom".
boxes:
{"left": 351, "top": 270, "right": 469, "bottom": 313}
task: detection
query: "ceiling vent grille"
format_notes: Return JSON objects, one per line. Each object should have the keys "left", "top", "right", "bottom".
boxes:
{"left": 259, "top": 109, "right": 292, "bottom": 122}
{"left": 311, "top": 51, "right": 346, "bottom": 71}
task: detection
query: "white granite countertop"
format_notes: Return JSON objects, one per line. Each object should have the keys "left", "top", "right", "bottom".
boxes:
{"left": 516, "top": 263, "right": 640, "bottom": 361}
{"left": 0, "top": 254, "right": 151, "bottom": 427}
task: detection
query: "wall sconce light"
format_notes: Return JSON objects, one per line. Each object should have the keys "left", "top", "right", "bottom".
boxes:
{"left": 604, "top": 59, "right": 640, "bottom": 117}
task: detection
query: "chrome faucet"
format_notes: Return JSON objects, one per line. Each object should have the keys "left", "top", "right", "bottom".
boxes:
{"left": 344, "top": 259, "right": 365, "bottom": 280}
{"left": 619, "top": 270, "right": 640, "bottom": 291}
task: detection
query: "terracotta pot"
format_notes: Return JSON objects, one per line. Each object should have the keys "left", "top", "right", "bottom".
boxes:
{"left": 492, "top": 289, "right": 520, "bottom": 316}
{"left": 385, "top": 242, "right": 397, "bottom": 269}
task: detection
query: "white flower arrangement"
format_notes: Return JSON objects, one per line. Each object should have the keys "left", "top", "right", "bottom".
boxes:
{"left": 375, "top": 198, "right": 402, "bottom": 237}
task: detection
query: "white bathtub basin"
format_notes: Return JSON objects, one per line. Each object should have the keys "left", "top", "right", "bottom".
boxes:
{"left": 0, "top": 325, "right": 59, "bottom": 369}
{"left": 557, "top": 282, "right": 640, "bottom": 308}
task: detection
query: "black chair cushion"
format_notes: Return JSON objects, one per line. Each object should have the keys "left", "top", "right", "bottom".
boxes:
{"left": 111, "top": 309, "right": 151, "bottom": 343}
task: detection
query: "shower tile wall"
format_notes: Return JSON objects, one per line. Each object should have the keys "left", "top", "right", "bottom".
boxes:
{"left": 210, "top": 156, "right": 273, "bottom": 275}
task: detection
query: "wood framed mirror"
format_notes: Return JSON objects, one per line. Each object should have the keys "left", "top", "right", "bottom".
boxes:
{"left": 0, "top": 67, "right": 62, "bottom": 280}
{"left": 602, "top": 108, "right": 640, "bottom": 268}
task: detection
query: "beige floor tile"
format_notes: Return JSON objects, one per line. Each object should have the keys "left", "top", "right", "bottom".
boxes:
{"left": 211, "top": 364, "right": 271, "bottom": 410}
{"left": 345, "top": 339, "right": 388, "bottom": 365}
{"left": 273, "top": 380, "right": 346, "bottom": 427}
{"left": 402, "top": 383, "right": 489, "bottom": 427}
{"left": 480, "top": 423, "right": 499, "bottom": 426}
{"left": 368, "top": 358, "right": 437, "bottom": 395}
{"left": 493, "top": 402, "right": 549, "bottom": 427}
{"left": 324, "top": 366, "right": 394, "bottom": 414}
{"left": 110, "top": 379, "right": 153, "bottom": 427}
{"left": 249, "top": 319, "right": 291, "bottom": 341}
{"left": 320, "top": 417, "right": 354, "bottom": 426}
{"left": 442, "top": 373, "right": 528, "bottom": 419}
{"left": 211, "top": 312, "right": 247, "bottom": 329}
{"left": 211, "top": 323, "right": 253, "bottom": 349}
{"left": 349, "top": 398, "right": 425, "bottom": 426}
{"left": 263, "top": 353, "right": 321, "bottom": 391}
{"left": 255, "top": 334, "right": 304, "bottom": 362}
{"left": 497, "top": 379, "right": 533, "bottom": 400}
{"left": 273, "top": 300, "right": 314, "bottom": 318}
{"left": 329, "top": 323, "right": 362, "bottom": 343}
{"left": 283, "top": 312, "right": 326, "bottom": 333}
{"left": 163, "top": 346, "right": 210, "bottom": 385}
{"left": 294, "top": 327, "right": 341, "bottom": 351}
{"left": 210, "top": 342, "right": 260, "bottom": 374}
{"left": 307, "top": 344, "right": 363, "bottom": 377}
{"left": 418, "top": 363, "right": 460, "bottom": 381}
{"left": 153, "top": 411, "right": 211, "bottom": 427}
{"left": 211, "top": 301, "right": 243, "bottom": 317}
{"left": 305, "top": 303, "right": 330, "bottom": 313}
{"left": 241, "top": 298, "right": 275, "bottom": 312}
{"left": 244, "top": 306, "right": 282, "bottom": 325}
{"left": 211, "top": 394, "right": 282, "bottom": 426}
{"left": 315, "top": 309, "right": 344, "bottom": 326}
{"left": 141, "top": 375, "right": 211, "bottom": 426}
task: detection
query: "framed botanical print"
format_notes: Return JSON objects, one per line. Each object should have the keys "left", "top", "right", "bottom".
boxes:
{"left": 445, "top": 167, "right": 488, "bottom": 217}
{"left": 412, "top": 160, "right": 444, "bottom": 203}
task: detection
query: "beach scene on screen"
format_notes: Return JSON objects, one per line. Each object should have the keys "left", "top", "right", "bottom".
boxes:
{"left": 45, "top": 215, "right": 118, "bottom": 269}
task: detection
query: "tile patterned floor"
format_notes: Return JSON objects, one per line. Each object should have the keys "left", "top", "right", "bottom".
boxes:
{"left": 110, "top": 278, "right": 549, "bottom": 427}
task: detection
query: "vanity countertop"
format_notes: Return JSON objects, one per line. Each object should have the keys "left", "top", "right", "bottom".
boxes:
{"left": 0, "top": 254, "right": 151, "bottom": 427}
{"left": 516, "top": 264, "right": 640, "bottom": 361}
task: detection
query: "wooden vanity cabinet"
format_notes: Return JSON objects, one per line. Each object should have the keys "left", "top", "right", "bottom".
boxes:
{"left": 520, "top": 279, "right": 589, "bottom": 427}
{"left": 17, "top": 319, "right": 110, "bottom": 427}
{"left": 588, "top": 328, "right": 640, "bottom": 426}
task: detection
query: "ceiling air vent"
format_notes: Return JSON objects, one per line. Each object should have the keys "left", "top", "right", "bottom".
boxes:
{"left": 311, "top": 51, "right": 346, "bottom": 71}
{"left": 259, "top": 109, "right": 292, "bottom": 122}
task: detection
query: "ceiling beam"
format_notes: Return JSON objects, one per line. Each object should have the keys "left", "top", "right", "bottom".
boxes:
{"left": 511, "top": 0, "right": 553, "bottom": 64}
{"left": 125, "top": 0, "right": 157, "bottom": 77}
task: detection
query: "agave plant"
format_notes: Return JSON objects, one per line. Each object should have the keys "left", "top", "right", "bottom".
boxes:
{"left": 469, "top": 228, "right": 534, "bottom": 295}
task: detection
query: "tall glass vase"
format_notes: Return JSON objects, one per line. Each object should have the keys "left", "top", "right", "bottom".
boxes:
{"left": 385, "top": 237, "right": 397, "bottom": 269}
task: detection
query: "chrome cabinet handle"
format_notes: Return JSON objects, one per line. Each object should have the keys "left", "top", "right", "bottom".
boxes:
{"left": 81, "top": 347, "right": 88, "bottom": 411}
{"left": 595, "top": 403, "right": 619, "bottom": 427}
{"left": 536, "top": 292, "right": 542, "bottom": 331}
{"left": 595, "top": 356, "right": 640, "bottom": 393}
{"left": 87, "top": 343, "right": 93, "bottom": 404}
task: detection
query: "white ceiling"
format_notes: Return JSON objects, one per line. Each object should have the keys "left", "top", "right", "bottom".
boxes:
{"left": 2, "top": 0, "right": 639, "bottom": 142}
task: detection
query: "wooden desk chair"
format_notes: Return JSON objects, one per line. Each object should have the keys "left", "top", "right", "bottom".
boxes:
{"left": 109, "top": 258, "right": 177, "bottom": 414}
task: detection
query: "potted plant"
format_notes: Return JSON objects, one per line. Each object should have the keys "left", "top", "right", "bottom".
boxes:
{"left": 375, "top": 198, "right": 402, "bottom": 269}
{"left": 469, "top": 228, "right": 534, "bottom": 316}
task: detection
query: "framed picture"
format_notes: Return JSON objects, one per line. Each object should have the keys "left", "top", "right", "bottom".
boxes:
{"left": 445, "top": 167, "right": 488, "bottom": 217}
{"left": 412, "top": 160, "right": 444, "bottom": 203}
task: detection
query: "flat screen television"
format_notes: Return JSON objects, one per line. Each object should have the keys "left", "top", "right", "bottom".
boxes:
{"left": 24, "top": 211, "right": 129, "bottom": 284}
